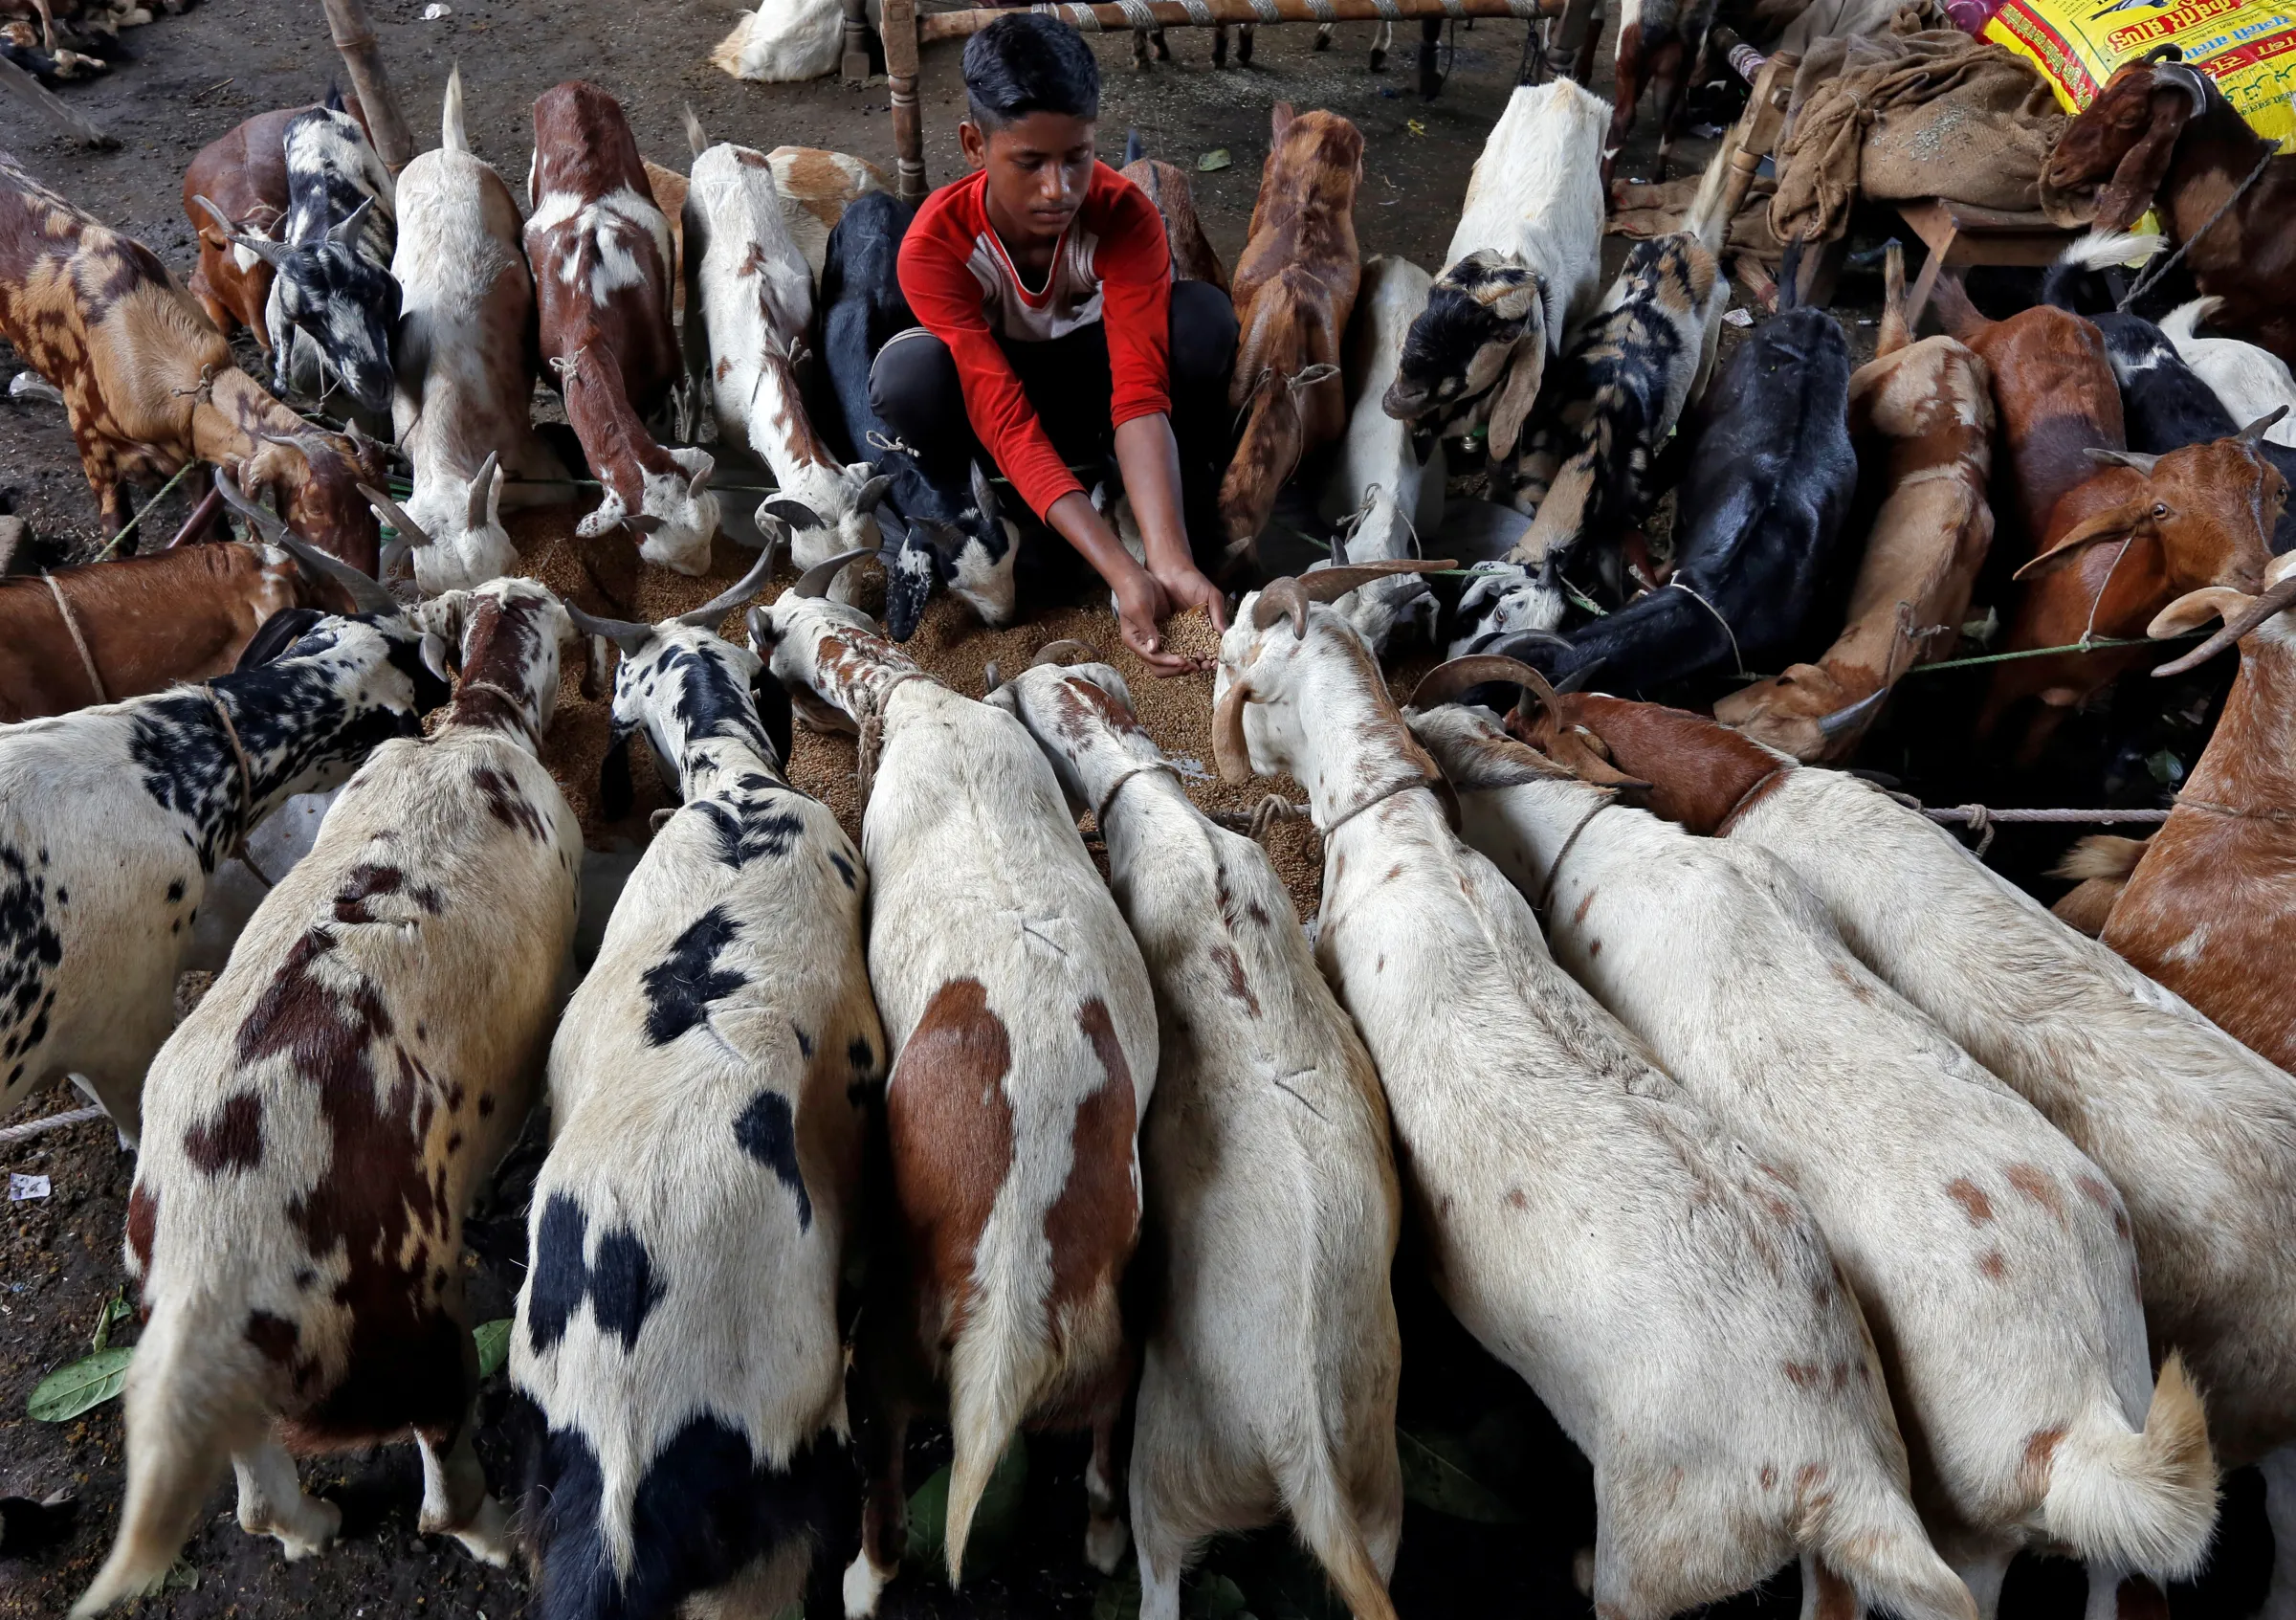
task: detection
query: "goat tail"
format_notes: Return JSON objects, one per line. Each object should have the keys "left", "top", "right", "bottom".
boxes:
{"left": 441, "top": 63, "right": 468, "bottom": 154}
{"left": 1809, "top": 1465, "right": 1980, "bottom": 1620}
{"left": 1928, "top": 271, "right": 1987, "bottom": 344}
{"left": 1682, "top": 139, "right": 1734, "bottom": 260}
{"left": 2160, "top": 295, "right": 2223, "bottom": 344}
{"left": 2042, "top": 229, "right": 2168, "bottom": 310}
{"left": 1276, "top": 1438, "right": 1402, "bottom": 1620}
{"left": 71, "top": 1295, "right": 267, "bottom": 1616}
{"left": 2049, "top": 833, "right": 2148, "bottom": 885}
{"left": 2041, "top": 1352, "right": 2219, "bottom": 1582}
{"left": 684, "top": 102, "right": 710, "bottom": 158}
{"left": 940, "top": 1268, "right": 1061, "bottom": 1587}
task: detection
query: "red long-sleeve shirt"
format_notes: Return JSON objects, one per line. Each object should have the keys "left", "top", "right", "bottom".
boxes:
{"left": 897, "top": 163, "right": 1172, "bottom": 519}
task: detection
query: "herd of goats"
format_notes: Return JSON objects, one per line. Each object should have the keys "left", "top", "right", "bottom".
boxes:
{"left": 3, "top": 18, "right": 2296, "bottom": 1620}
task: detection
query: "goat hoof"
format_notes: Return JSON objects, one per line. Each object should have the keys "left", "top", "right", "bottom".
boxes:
{"left": 1314, "top": 28, "right": 1330, "bottom": 48}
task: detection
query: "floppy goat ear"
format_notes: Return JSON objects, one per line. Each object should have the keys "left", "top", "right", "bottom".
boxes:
{"left": 2011, "top": 500, "right": 2154, "bottom": 581}
{"left": 2150, "top": 585, "right": 2254, "bottom": 640}
{"left": 1485, "top": 301, "right": 1549, "bottom": 463}
{"left": 2096, "top": 80, "right": 2196, "bottom": 231}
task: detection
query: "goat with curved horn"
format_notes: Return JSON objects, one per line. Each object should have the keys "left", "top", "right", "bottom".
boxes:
{"left": 358, "top": 482, "right": 438, "bottom": 553}
{"left": 1815, "top": 686, "right": 1891, "bottom": 742}
{"left": 323, "top": 195, "right": 375, "bottom": 249}
{"left": 565, "top": 602, "right": 658, "bottom": 655}
{"left": 677, "top": 546, "right": 784, "bottom": 629}
{"left": 1250, "top": 560, "right": 1459, "bottom": 638}
{"left": 855, "top": 475, "right": 894, "bottom": 514}
{"left": 1408, "top": 654, "right": 1559, "bottom": 714}
{"left": 215, "top": 468, "right": 398, "bottom": 616}
{"left": 760, "top": 498, "right": 824, "bottom": 531}
{"left": 2153, "top": 572, "right": 2296, "bottom": 676}
{"left": 192, "top": 195, "right": 290, "bottom": 270}
{"left": 465, "top": 452, "right": 502, "bottom": 536}
{"left": 1031, "top": 639, "right": 1098, "bottom": 669}
{"left": 2240, "top": 405, "right": 2291, "bottom": 444}
{"left": 792, "top": 545, "right": 876, "bottom": 600}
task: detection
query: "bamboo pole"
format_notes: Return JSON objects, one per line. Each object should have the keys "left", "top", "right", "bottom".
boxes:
{"left": 0, "top": 53, "right": 115, "bottom": 148}
{"left": 318, "top": 0, "right": 413, "bottom": 172}
{"left": 917, "top": 0, "right": 1552, "bottom": 40}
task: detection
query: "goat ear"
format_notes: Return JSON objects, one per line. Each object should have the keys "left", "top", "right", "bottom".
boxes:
{"left": 1210, "top": 678, "right": 1255, "bottom": 783}
{"left": 2011, "top": 502, "right": 2152, "bottom": 580}
{"left": 1270, "top": 101, "right": 1295, "bottom": 141}
{"left": 2150, "top": 585, "right": 2254, "bottom": 639}
{"left": 1486, "top": 323, "right": 1549, "bottom": 463}
{"left": 2096, "top": 91, "right": 2192, "bottom": 231}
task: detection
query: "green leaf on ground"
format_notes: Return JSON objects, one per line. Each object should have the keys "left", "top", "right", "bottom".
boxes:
{"left": 1198, "top": 148, "right": 1231, "bottom": 172}
{"left": 474, "top": 1318, "right": 513, "bottom": 1380}
{"left": 29, "top": 1346, "right": 133, "bottom": 1422}
{"left": 904, "top": 1435, "right": 1028, "bottom": 1579}
{"left": 1397, "top": 1427, "right": 1522, "bottom": 1523}
{"left": 1093, "top": 1563, "right": 1142, "bottom": 1620}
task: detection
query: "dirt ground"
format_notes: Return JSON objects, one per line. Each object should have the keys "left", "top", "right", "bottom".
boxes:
{"left": 0, "top": 1, "right": 2269, "bottom": 1617}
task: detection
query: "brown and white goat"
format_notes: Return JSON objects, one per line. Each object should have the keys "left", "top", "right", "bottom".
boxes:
{"left": 1118, "top": 137, "right": 1227, "bottom": 292}
{"left": 2045, "top": 57, "right": 2296, "bottom": 366}
{"left": 0, "top": 149, "right": 385, "bottom": 566}
{"left": 1513, "top": 689, "right": 2296, "bottom": 1620}
{"left": 0, "top": 539, "right": 359, "bottom": 722}
{"left": 179, "top": 97, "right": 366, "bottom": 352}
{"left": 764, "top": 145, "right": 888, "bottom": 278}
{"left": 72, "top": 577, "right": 580, "bottom": 1614}
{"left": 527, "top": 81, "right": 720, "bottom": 576}
{"left": 1221, "top": 104, "right": 1362, "bottom": 560}
{"left": 1719, "top": 250, "right": 1997, "bottom": 760}
{"left": 995, "top": 656, "right": 1403, "bottom": 1620}
{"left": 1415, "top": 676, "right": 2216, "bottom": 1609}
{"left": 1211, "top": 566, "right": 1975, "bottom": 1620}
{"left": 751, "top": 562, "right": 1157, "bottom": 1615}
{"left": 375, "top": 70, "right": 566, "bottom": 595}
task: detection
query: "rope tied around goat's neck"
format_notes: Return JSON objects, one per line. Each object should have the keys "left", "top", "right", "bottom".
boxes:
{"left": 1667, "top": 578, "right": 1750, "bottom": 678}
{"left": 1093, "top": 760, "right": 1185, "bottom": 831}
{"left": 1233, "top": 362, "right": 1342, "bottom": 501}
{"left": 2117, "top": 141, "right": 2282, "bottom": 314}
{"left": 1535, "top": 792, "right": 1617, "bottom": 918}
{"left": 1331, "top": 481, "right": 1424, "bottom": 564}
{"left": 41, "top": 570, "right": 105, "bottom": 705}
{"left": 853, "top": 670, "right": 931, "bottom": 803}
{"left": 199, "top": 682, "right": 255, "bottom": 869}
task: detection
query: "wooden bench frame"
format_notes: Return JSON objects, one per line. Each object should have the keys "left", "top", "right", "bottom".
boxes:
{"left": 860, "top": 0, "right": 1594, "bottom": 202}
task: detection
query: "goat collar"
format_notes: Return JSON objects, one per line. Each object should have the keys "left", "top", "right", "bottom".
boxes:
{"left": 1093, "top": 760, "right": 1184, "bottom": 831}
{"left": 455, "top": 678, "right": 541, "bottom": 743}
{"left": 1320, "top": 768, "right": 1456, "bottom": 840}
{"left": 2175, "top": 793, "right": 2296, "bottom": 825}
{"left": 200, "top": 683, "right": 255, "bottom": 861}
{"left": 1715, "top": 765, "right": 1793, "bottom": 836}
{"left": 1536, "top": 792, "right": 1617, "bottom": 917}
{"left": 42, "top": 571, "right": 105, "bottom": 706}
{"left": 854, "top": 669, "right": 934, "bottom": 803}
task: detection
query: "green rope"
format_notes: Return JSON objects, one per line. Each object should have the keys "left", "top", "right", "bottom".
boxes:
{"left": 95, "top": 459, "right": 202, "bottom": 562}
{"left": 1898, "top": 632, "right": 2204, "bottom": 675}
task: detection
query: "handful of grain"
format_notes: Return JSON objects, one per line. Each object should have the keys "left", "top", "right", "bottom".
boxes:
{"left": 1159, "top": 606, "right": 1222, "bottom": 665}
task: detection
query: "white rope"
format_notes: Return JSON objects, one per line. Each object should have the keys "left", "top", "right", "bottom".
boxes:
{"left": 0, "top": 1104, "right": 103, "bottom": 1146}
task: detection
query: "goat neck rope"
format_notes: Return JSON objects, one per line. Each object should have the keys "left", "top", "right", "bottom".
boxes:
{"left": 456, "top": 677, "right": 540, "bottom": 742}
{"left": 2117, "top": 143, "right": 2281, "bottom": 313}
{"left": 2174, "top": 792, "right": 2296, "bottom": 825}
{"left": 200, "top": 683, "right": 255, "bottom": 864}
{"left": 1535, "top": 792, "right": 1617, "bottom": 918}
{"left": 42, "top": 570, "right": 106, "bottom": 705}
{"left": 1715, "top": 765, "right": 1793, "bottom": 836}
{"left": 854, "top": 668, "right": 932, "bottom": 802}
{"left": 1093, "top": 760, "right": 1184, "bottom": 830}
{"left": 1320, "top": 769, "right": 1448, "bottom": 841}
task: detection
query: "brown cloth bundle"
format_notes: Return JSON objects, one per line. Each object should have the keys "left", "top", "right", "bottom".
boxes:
{"left": 1609, "top": 172, "right": 1785, "bottom": 265}
{"left": 1769, "top": 28, "right": 2069, "bottom": 246}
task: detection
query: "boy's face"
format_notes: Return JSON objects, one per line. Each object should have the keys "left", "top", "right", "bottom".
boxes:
{"left": 960, "top": 109, "right": 1096, "bottom": 247}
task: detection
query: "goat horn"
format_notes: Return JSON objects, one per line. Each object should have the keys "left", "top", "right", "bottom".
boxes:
{"left": 971, "top": 460, "right": 1000, "bottom": 519}
{"left": 326, "top": 195, "right": 376, "bottom": 248}
{"left": 357, "top": 481, "right": 437, "bottom": 553}
{"left": 192, "top": 194, "right": 290, "bottom": 268}
{"left": 982, "top": 659, "right": 1003, "bottom": 694}
{"left": 565, "top": 601, "right": 657, "bottom": 655}
{"left": 1031, "top": 638, "right": 1097, "bottom": 668}
{"left": 792, "top": 544, "right": 873, "bottom": 600}
{"left": 2158, "top": 61, "right": 2209, "bottom": 118}
{"left": 2086, "top": 446, "right": 2161, "bottom": 475}
{"left": 854, "top": 474, "right": 894, "bottom": 514}
{"left": 686, "top": 458, "right": 713, "bottom": 498}
{"left": 2152, "top": 571, "right": 2296, "bottom": 677}
{"left": 676, "top": 545, "right": 781, "bottom": 628}
{"left": 220, "top": 467, "right": 396, "bottom": 615}
{"left": 683, "top": 102, "right": 709, "bottom": 157}
{"left": 2238, "top": 405, "right": 2289, "bottom": 445}
{"left": 1408, "top": 655, "right": 1559, "bottom": 714}
{"left": 1814, "top": 685, "right": 1891, "bottom": 741}
{"left": 464, "top": 452, "right": 500, "bottom": 534}
{"left": 1249, "top": 559, "right": 1459, "bottom": 635}
{"left": 759, "top": 497, "right": 822, "bottom": 531}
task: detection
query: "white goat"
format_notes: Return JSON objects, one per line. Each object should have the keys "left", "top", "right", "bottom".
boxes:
{"left": 752, "top": 557, "right": 1157, "bottom": 1616}
{"left": 1408, "top": 682, "right": 2217, "bottom": 1612}
{"left": 381, "top": 69, "right": 568, "bottom": 594}
{"left": 1208, "top": 566, "right": 1975, "bottom": 1620}
{"left": 2161, "top": 297, "right": 2296, "bottom": 448}
{"left": 1532, "top": 691, "right": 2296, "bottom": 1620}
{"left": 682, "top": 111, "right": 890, "bottom": 597}
{"left": 1314, "top": 254, "right": 1446, "bottom": 656}
{"left": 512, "top": 555, "right": 881, "bottom": 1619}
{"left": 1444, "top": 79, "right": 1609, "bottom": 350}
{"left": 712, "top": 0, "right": 884, "bottom": 82}
{"left": 992, "top": 655, "right": 1404, "bottom": 1620}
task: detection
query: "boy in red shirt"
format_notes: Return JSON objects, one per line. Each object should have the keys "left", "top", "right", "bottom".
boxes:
{"left": 872, "top": 14, "right": 1236, "bottom": 673}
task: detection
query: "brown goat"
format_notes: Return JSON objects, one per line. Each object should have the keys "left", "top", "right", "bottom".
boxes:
{"left": 1976, "top": 421, "right": 2287, "bottom": 759}
{"left": 1220, "top": 104, "right": 1362, "bottom": 559}
{"left": 180, "top": 96, "right": 371, "bottom": 350}
{"left": 1718, "top": 251, "right": 1997, "bottom": 760}
{"left": 1118, "top": 155, "right": 1227, "bottom": 292}
{"left": 0, "top": 542, "right": 358, "bottom": 723}
{"left": 0, "top": 150, "right": 385, "bottom": 568}
{"left": 2045, "top": 58, "right": 2296, "bottom": 366}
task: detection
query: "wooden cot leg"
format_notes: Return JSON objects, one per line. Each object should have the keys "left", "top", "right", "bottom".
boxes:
{"left": 1903, "top": 225, "right": 1955, "bottom": 332}
{"left": 842, "top": 0, "right": 874, "bottom": 82}
{"left": 883, "top": 0, "right": 925, "bottom": 200}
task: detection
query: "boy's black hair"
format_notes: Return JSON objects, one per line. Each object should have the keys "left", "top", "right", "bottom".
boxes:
{"left": 962, "top": 13, "right": 1099, "bottom": 133}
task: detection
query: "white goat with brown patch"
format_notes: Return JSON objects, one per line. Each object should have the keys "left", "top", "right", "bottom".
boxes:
{"left": 1409, "top": 672, "right": 2217, "bottom": 1613}
{"left": 681, "top": 112, "right": 890, "bottom": 595}
{"left": 750, "top": 560, "right": 1156, "bottom": 1617}
{"left": 1208, "top": 565, "right": 1976, "bottom": 1620}
{"left": 993, "top": 655, "right": 1403, "bottom": 1620}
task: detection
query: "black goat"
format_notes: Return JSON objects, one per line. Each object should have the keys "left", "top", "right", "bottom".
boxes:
{"left": 814, "top": 190, "right": 1013, "bottom": 641}
{"left": 1499, "top": 309, "right": 1858, "bottom": 693}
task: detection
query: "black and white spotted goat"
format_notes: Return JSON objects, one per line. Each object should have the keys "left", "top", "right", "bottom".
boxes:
{"left": 199, "top": 89, "right": 399, "bottom": 415}
{"left": 0, "top": 505, "right": 450, "bottom": 1148}
{"left": 510, "top": 546, "right": 884, "bottom": 1620}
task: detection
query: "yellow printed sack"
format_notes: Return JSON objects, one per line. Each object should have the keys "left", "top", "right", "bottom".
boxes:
{"left": 1983, "top": 0, "right": 2296, "bottom": 141}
